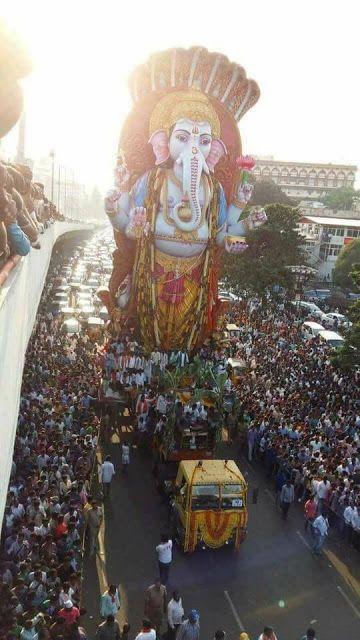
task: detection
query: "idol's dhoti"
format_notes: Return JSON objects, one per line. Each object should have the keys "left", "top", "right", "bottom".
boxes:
{"left": 135, "top": 247, "right": 213, "bottom": 352}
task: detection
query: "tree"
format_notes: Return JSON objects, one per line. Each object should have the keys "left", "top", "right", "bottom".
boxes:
{"left": 249, "top": 178, "right": 294, "bottom": 207}
{"left": 333, "top": 239, "right": 360, "bottom": 289}
{"left": 333, "top": 264, "right": 360, "bottom": 370}
{"left": 223, "top": 204, "right": 306, "bottom": 298}
{"left": 322, "top": 186, "right": 359, "bottom": 211}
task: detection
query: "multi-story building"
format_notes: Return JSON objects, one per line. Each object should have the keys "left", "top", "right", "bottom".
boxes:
{"left": 254, "top": 157, "right": 357, "bottom": 200}
{"left": 298, "top": 214, "right": 360, "bottom": 279}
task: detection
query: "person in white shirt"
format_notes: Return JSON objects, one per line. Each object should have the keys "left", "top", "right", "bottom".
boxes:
{"left": 316, "top": 476, "right": 330, "bottom": 513}
{"left": 100, "top": 456, "right": 115, "bottom": 499}
{"left": 155, "top": 534, "right": 172, "bottom": 584}
{"left": 135, "top": 619, "right": 156, "bottom": 640}
{"left": 167, "top": 590, "right": 184, "bottom": 640}
{"left": 312, "top": 513, "right": 329, "bottom": 555}
{"left": 121, "top": 442, "right": 130, "bottom": 474}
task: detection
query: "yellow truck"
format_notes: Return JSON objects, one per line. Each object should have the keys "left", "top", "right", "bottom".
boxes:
{"left": 171, "top": 459, "right": 248, "bottom": 552}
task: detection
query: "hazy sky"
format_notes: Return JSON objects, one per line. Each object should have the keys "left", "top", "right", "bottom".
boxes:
{"left": 1, "top": 0, "right": 359, "bottom": 191}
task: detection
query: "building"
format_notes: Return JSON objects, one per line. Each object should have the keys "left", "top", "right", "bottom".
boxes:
{"left": 254, "top": 157, "right": 357, "bottom": 200}
{"left": 33, "top": 157, "right": 87, "bottom": 220}
{"left": 298, "top": 214, "right": 360, "bottom": 280}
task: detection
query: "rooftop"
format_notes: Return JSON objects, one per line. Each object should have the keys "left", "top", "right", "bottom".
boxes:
{"left": 180, "top": 459, "right": 247, "bottom": 486}
{"left": 254, "top": 158, "right": 357, "bottom": 170}
{"left": 299, "top": 216, "right": 360, "bottom": 228}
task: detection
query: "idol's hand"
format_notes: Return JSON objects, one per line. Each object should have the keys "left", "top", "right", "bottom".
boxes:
{"left": 247, "top": 206, "right": 267, "bottom": 230}
{"left": 236, "top": 181, "right": 254, "bottom": 206}
{"left": 225, "top": 235, "right": 248, "bottom": 254}
{"left": 104, "top": 188, "right": 122, "bottom": 215}
{"left": 114, "top": 163, "right": 130, "bottom": 190}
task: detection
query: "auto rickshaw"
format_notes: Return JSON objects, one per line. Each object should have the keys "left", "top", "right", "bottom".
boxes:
{"left": 227, "top": 357, "right": 246, "bottom": 384}
{"left": 171, "top": 459, "right": 248, "bottom": 552}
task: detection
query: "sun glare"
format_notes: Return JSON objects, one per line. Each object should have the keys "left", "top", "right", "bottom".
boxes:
{"left": 1, "top": 0, "right": 359, "bottom": 190}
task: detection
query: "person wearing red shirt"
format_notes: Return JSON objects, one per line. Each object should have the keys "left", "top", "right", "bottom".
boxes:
{"left": 304, "top": 496, "right": 317, "bottom": 532}
{"left": 54, "top": 514, "right": 68, "bottom": 539}
{"left": 58, "top": 600, "right": 80, "bottom": 626}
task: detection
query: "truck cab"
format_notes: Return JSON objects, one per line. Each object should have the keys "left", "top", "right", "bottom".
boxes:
{"left": 171, "top": 459, "right": 248, "bottom": 552}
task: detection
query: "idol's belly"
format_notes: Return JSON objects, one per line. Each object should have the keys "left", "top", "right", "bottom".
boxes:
{"left": 154, "top": 213, "right": 209, "bottom": 257}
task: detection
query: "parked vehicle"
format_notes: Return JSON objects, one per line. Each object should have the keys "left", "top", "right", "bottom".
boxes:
{"left": 292, "top": 300, "right": 327, "bottom": 320}
{"left": 304, "top": 289, "right": 331, "bottom": 301}
{"left": 324, "top": 312, "right": 352, "bottom": 329}
{"left": 318, "top": 330, "right": 345, "bottom": 349}
{"left": 302, "top": 321, "right": 325, "bottom": 339}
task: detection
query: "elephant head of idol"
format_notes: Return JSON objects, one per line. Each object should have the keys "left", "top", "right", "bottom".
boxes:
{"left": 148, "top": 91, "right": 227, "bottom": 233}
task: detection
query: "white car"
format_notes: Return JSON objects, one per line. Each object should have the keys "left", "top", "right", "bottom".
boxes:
{"left": 324, "top": 312, "right": 352, "bottom": 329}
{"left": 292, "top": 300, "right": 327, "bottom": 321}
{"left": 318, "top": 330, "right": 345, "bottom": 349}
{"left": 302, "top": 321, "right": 325, "bottom": 339}
{"left": 218, "top": 290, "right": 241, "bottom": 302}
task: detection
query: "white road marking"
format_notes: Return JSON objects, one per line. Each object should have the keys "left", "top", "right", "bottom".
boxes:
{"left": 265, "top": 488, "right": 276, "bottom": 503}
{"left": 296, "top": 530, "right": 311, "bottom": 550}
{"left": 337, "top": 585, "right": 360, "bottom": 620}
{"left": 224, "top": 590, "right": 245, "bottom": 631}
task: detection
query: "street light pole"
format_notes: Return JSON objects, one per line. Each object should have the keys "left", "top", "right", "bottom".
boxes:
{"left": 50, "top": 150, "right": 55, "bottom": 202}
{"left": 64, "top": 167, "right": 67, "bottom": 216}
{"left": 57, "top": 165, "right": 61, "bottom": 210}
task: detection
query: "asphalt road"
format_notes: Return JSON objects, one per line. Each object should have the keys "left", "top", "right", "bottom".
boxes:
{"left": 82, "top": 433, "right": 360, "bottom": 639}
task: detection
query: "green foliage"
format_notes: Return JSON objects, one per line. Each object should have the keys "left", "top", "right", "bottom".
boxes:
{"left": 223, "top": 203, "right": 306, "bottom": 298}
{"left": 333, "top": 263, "right": 360, "bottom": 370}
{"left": 333, "top": 240, "right": 360, "bottom": 289}
{"left": 249, "top": 178, "right": 294, "bottom": 207}
{"left": 322, "top": 186, "right": 359, "bottom": 211}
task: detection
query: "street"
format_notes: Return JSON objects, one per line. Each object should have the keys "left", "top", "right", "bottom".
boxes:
{"left": 82, "top": 433, "right": 360, "bottom": 639}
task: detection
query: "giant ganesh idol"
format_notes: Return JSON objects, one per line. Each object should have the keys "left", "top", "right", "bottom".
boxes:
{"left": 102, "top": 47, "right": 266, "bottom": 352}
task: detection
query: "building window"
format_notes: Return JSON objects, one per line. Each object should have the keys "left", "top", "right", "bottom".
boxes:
{"left": 299, "top": 169, "right": 308, "bottom": 185}
{"left": 337, "top": 171, "right": 345, "bottom": 187}
{"left": 335, "top": 227, "right": 344, "bottom": 236}
{"left": 346, "top": 228, "right": 360, "bottom": 238}
{"left": 327, "top": 171, "right": 336, "bottom": 187}
{"left": 271, "top": 168, "right": 280, "bottom": 182}
{"left": 308, "top": 170, "right": 317, "bottom": 187}
{"left": 280, "top": 168, "right": 289, "bottom": 184}
{"left": 289, "top": 168, "right": 298, "bottom": 184}
{"left": 328, "top": 244, "right": 342, "bottom": 257}
{"left": 318, "top": 170, "right": 326, "bottom": 187}
{"left": 262, "top": 167, "right": 270, "bottom": 179}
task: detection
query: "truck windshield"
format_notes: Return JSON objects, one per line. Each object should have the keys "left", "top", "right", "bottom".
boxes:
{"left": 221, "top": 484, "right": 244, "bottom": 509}
{"left": 191, "top": 484, "right": 220, "bottom": 510}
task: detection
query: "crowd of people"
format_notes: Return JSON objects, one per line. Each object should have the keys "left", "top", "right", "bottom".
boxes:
{"left": 1, "top": 225, "right": 358, "bottom": 640}
{"left": 0, "top": 160, "right": 65, "bottom": 264}
{"left": 225, "top": 302, "right": 360, "bottom": 550}
{"left": 0, "top": 249, "right": 103, "bottom": 639}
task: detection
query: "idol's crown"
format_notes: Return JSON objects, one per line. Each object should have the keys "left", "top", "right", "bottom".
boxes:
{"left": 128, "top": 46, "right": 259, "bottom": 123}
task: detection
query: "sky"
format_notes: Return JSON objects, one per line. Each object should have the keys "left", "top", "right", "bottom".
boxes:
{"left": 1, "top": 0, "right": 359, "bottom": 191}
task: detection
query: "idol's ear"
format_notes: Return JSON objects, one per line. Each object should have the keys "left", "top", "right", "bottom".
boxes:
{"left": 207, "top": 139, "right": 227, "bottom": 172}
{"left": 148, "top": 129, "right": 170, "bottom": 165}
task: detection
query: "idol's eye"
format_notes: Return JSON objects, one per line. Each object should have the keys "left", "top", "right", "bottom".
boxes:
{"left": 176, "top": 133, "right": 188, "bottom": 143}
{"left": 201, "top": 138, "right": 211, "bottom": 146}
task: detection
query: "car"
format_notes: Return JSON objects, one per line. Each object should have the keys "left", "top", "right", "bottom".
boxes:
{"left": 318, "top": 330, "right": 345, "bottom": 349}
{"left": 292, "top": 300, "right": 325, "bottom": 318}
{"left": 324, "top": 312, "right": 352, "bottom": 329}
{"left": 304, "top": 289, "right": 331, "bottom": 301}
{"left": 302, "top": 321, "right": 326, "bottom": 339}
{"left": 218, "top": 290, "right": 241, "bottom": 302}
